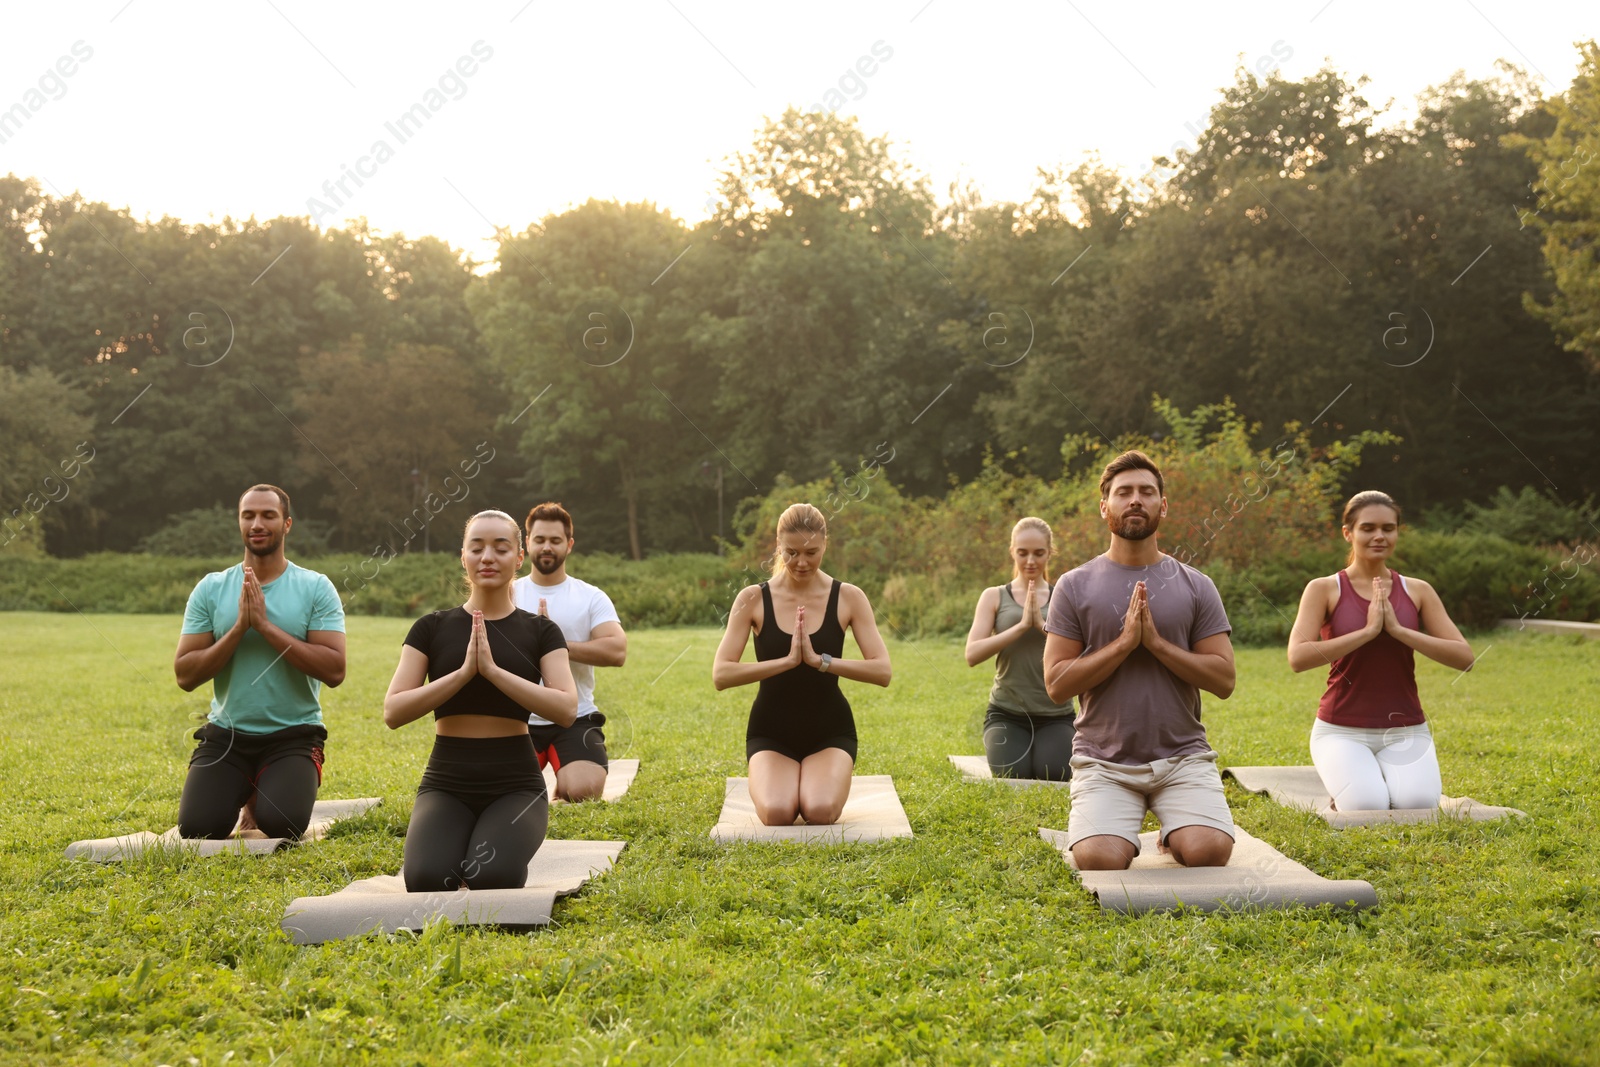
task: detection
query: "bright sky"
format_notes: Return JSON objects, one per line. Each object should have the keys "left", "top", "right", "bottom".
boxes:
{"left": 2, "top": 1, "right": 1591, "bottom": 263}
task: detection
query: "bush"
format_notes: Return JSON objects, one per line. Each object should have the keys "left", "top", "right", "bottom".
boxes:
{"left": 728, "top": 399, "right": 1402, "bottom": 642}
{"left": 138, "top": 506, "right": 333, "bottom": 558}
{"left": 1456, "top": 486, "right": 1600, "bottom": 548}
{"left": 0, "top": 550, "right": 739, "bottom": 626}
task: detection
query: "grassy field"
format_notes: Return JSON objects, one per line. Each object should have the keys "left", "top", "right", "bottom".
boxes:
{"left": 1, "top": 613, "right": 1596, "bottom": 1066}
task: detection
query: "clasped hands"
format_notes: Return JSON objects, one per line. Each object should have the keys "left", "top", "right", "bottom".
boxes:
{"left": 1017, "top": 578, "right": 1046, "bottom": 632}
{"left": 1116, "top": 581, "right": 1166, "bottom": 652}
{"left": 457, "top": 610, "right": 500, "bottom": 680}
{"left": 1364, "top": 577, "right": 1404, "bottom": 637}
{"left": 233, "top": 567, "right": 271, "bottom": 634}
{"left": 787, "top": 606, "right": 828, "bottom": 671}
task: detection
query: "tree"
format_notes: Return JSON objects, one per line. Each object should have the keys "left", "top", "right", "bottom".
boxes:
{"left": 470, "top": 200, "right": 709, "bottom": 559}
{"left": 0, "top": 366, "right": 94, "bottom": 555}
{"left": 292, "top": 340, "right": 500, "bottom": 552}
{"left": 1511, "top": 40, "right": 1600, "bottom": 368}
{"left": 694, "top": 109, "right": 974, "bottom": 497}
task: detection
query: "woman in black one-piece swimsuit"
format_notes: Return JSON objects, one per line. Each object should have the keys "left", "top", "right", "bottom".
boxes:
{"left": 713, "top": 503, "right": 892, "bottom": 825}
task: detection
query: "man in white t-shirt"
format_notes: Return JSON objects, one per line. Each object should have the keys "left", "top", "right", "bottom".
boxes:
{"left": 511, "top": 502, "right": 628, "bottom": 801}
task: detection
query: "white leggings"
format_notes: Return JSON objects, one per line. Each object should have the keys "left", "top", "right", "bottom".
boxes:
{"left": 1309, "top": 719, "right": 1442, "bottom": 811}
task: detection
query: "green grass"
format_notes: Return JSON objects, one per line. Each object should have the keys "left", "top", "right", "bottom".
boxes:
{"left": 1, "top": 613, "right": 1596, "bottom": 1066}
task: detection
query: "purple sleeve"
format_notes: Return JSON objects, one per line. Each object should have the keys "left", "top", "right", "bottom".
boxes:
{"left": 1191, "top": 573, "right": 1232, "bottom": 642}
{"left": 1044, "top": 576, "right": 1082, "bottom": 641}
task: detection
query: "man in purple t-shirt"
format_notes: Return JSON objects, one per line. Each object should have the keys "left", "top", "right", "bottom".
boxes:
{"left": 1043, "top": 450, "right": 1237, "bottom": 871}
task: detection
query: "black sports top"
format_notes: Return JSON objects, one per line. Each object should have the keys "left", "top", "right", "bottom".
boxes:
{"left": 747, "top": 579, "right": 855, "bottom": 748}
{"left": 403, "top": 606, "right": 567, "bottom": 722}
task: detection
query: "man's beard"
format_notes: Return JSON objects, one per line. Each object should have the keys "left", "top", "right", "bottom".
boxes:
{"left": 244, "top": 532, "right": 283, "bottom": 557}
{"left": 1109, "top": 510, "right": 1160, "bottom": 541}
{"left": 532, "top": 552, "right": 563, "bottom": 575}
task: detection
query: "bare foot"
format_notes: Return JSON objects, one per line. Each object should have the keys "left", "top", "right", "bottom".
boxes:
{"left": 235, "top": 793, "right": 267, "bottom": 839}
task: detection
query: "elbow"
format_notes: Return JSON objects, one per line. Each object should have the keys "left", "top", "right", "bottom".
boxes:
{"left": 877, "top": 665, "right": 893, "bottom": 688}
{"left": 381, "top": 704, "right": 401, "bottom": 730}
{"left": 1213, "top": 676, "right": 1237, "bottom": 700}
{"left": 326, "top": 669, "right": 346, "bottom": 688}
{"left": 963, "top": 649, "right": 982, "bottom": 668}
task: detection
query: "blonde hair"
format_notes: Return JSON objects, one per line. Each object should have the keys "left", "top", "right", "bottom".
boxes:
{"left": 1010, "top": 516, "right": 1054, "bottom": 581}
{"left": 770, "top": 503, "right": 828, "bottom": 578}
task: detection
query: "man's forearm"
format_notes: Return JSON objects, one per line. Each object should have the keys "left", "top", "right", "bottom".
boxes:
{"left": 564, "top": 636, "right": 627, "bottom": 667}
{"left": 1146, "top": 636, "right": 1234, "bottom": 697}
{"left": 255, "top": 622, "right": 346, "bottom": 686}
{"left": 1047, "top": 639, "right": 1133, "bottom": 702}
{"left": 175, "top": 626, "right": 244, "bottom": 690}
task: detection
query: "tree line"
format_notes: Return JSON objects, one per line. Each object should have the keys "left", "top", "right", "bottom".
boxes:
{"left": 3, "top": 47, "right": 1597, "bottom": 560}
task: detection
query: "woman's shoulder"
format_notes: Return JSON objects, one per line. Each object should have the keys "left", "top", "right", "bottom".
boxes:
{"left": 975, "top": 584, "right": 1002, "bottom": 607}
{"left": 1303, "top": 572, "right": 1343, "bottom": 595}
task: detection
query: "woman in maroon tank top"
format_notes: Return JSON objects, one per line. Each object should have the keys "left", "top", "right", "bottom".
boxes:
{"left": 1286, "top": 492, "right": 1475, "bottom": 810}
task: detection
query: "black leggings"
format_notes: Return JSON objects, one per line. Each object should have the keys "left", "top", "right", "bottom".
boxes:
{"left": 177, "top": 723, "right": 325, "bottom": 839}
{"left": 983, "top": 705, "right": 1075, "bottom": 782}
{"left": 403, "top": 734, "right": 549, "bottom": 892}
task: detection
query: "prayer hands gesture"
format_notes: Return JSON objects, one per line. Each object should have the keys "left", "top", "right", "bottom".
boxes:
{"left": 460, "top": 611, "right": 492, "bottom": 680}
{"left": 792, "top": 606, "right": 824, "bottom": 670}
{"left": 1377, "top": 578, "right": 1406, "bottom": 636}
{"left": 1366, "top": 577, "right": 1398, "bottom": 636}
{"left": 1021, "top": 579, "right": 1045, "bottom": 631}
{"left": 474, "top": 611, "right": 499, "bottom": 675}
{"left": 537, "top": 597, "right": 548, "bottom": 617}
{"left": 1119, "top": 581, "right": 1159, "bottom": 651}
{"left": 235, "top": 567, "right": 267, "bottom": 633}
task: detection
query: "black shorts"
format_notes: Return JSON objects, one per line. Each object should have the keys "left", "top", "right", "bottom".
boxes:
{"left": 189, "top": 722, "right": 327, "bottom": 785}
{"left": 746, "top": 734, "right": 858, "bottom": 763}
{"left": 417, "top": 733, "right": 546, "bottom": 818}
{"left": 528, "top": 712, "right": 608, "bottom": 772}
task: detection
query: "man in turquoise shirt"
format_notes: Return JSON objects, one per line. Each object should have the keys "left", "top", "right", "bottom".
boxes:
{"left": 173, "top": 484, "right": 346, "bottom": 839}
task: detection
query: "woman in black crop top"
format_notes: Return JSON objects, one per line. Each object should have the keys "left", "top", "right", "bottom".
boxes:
{"left": 712, "top": 503, "right": 892, "bottom": 825}
{"left": 383, "top": 510, "right": 577, "bottom": 892}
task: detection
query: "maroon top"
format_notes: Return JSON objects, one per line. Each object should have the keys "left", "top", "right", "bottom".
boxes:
{"left": 1317, "top": 570, "right": 1426, "bottom": 728}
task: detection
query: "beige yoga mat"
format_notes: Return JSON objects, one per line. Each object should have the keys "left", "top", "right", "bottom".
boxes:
{"left": 543, "top": 758, "right": 639, "bottom": 803}
{"left": 710, "top": 775, "right": 914, "bottom": 843}
{"left": 1225, "top": 766, "right": 1527, "bottom": 828}
{"left": 64, "top": 797, "right": 383, "bottom": 862}
{"left": 279, "top": 838, "right": 626, "bottom": 945}
{"left": 947, "top": 755, "right": 1071, "bottom": 789}
{"left": 1039, "top": 827, "right": 1378, "bottom": 914}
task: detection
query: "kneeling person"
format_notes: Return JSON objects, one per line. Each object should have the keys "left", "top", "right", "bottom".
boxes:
{"left": 513, "top": 502, "right": 627, "bottom": 802}
{"left": 1043, "top": 451, "right": 1237, "bottom": 871}
{"left": 173, "top": 485, "right": 347, "bottom": 840}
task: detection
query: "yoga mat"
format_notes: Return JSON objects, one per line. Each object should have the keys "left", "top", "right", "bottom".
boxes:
{"left": 1224, "top": 766, "right": 1527, "bottom": 828}
{"left": 1039, "top": 826, "right": 1378, "bottom": 914}
{"left": 280, "top": 838, "right": 626, "bottom": 945}
{"left": 947, "top": 755, "right": 1071, "bottom": 789}
{"left": 544, "top": 758, "right": 640, "bottom": 803}
{"left": 64, "top": 797, "right": 383, "bottom": 862}
{"left": 710, "top": 775, "right": 913, "bottom": 843}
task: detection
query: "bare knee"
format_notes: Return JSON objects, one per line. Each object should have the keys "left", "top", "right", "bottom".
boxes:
{"left": 1072, "top": 835, "right": 1136, "bottom": 871}
{"left": 799, "top": 799, "right": 843, "bottom": 825}
{"left": 556, "top": 764, "right": 607, "bottom": 803}
{"left": 755, "top": 800, "right": 799, "bottom": 826}
{"left": 1166, "top": 827, "right": 1233, "bottom": 867}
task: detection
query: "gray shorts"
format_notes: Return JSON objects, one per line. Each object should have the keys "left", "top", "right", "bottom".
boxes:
{"left": 1066, "top": 750, "right": 1235, "bottom": 853}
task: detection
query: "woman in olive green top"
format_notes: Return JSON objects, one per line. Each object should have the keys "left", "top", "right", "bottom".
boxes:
{"left": 964, "top": 517, "right": 1077, "bottom": 780}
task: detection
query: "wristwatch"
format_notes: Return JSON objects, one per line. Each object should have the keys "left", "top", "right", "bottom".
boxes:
{"left": 819, "top": 653, "right": 833, "bottom": 673}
